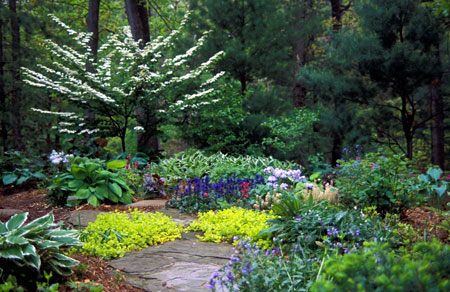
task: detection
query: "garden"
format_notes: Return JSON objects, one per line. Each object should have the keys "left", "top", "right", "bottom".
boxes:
{"left": 1, "top": 0, "right": 450, "bottom": 291}
{"left": 1, "top": 148, "right": 449, "bottom": 291}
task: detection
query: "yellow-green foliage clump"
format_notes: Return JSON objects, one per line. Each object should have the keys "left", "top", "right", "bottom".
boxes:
{"left": 81, "top": 209, "right": 182, "bottom": 258}
{"left": 187, "top": 207, "right": 275, "bottom": 249}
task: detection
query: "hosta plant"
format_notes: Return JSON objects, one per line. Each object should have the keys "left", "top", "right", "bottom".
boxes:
{"left": 48, "top": 157, "right": 133, "bottom": 206}
{"left": 0, "top": 212, "right": 81, "bottom": 286}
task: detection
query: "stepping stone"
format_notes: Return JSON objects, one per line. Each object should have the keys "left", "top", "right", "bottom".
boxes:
{"left": 109, "top": 239, "right": 234, "bottom": 292}
{"left": 67, "top": 210, "right": 104, "bottom": 228}
{"left": 129, "top": 200, "right": 167, "bottom": 208}
{"left": 155, "top": 208, "right": 196, "bottom": 227}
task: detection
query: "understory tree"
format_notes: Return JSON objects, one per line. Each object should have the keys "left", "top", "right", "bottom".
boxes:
{"left": 22, "top": 13, "right": 225, "bottom": 153}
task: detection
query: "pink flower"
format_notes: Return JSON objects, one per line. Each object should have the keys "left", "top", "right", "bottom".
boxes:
{"left": 244, "top": 194, "right": 248, "bottom": 198}
{"left": 127, "top": 153, "right": 131, "bottom": 160}
{"left": 356, "top": 156, "right": 360, "bottom": 161}
{"left": 135, "top": 161, "right": 139, "bottom": 168}
{"left": 204, "top": 193, "right": 208, "bottom": 197}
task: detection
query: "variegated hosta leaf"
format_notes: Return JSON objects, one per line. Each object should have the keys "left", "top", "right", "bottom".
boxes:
{"left": 0, "top": 247, "right": 24, "bottom": 260}
{"left": 5, "top": 235, "right": 28, "bottom": 245}
{"left": 6, "top": 212, "right": 28, "bottom": 231}
{"left": 0, "top": 222, "right": 7, "bottom": 234}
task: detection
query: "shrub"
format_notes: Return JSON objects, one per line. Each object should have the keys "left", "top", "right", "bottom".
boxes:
{"left": 311, "top": 239, "right": 450, "bottom": 292}
{"left": 167, "top": 174, "right": 266, "bottom": 213}
{"left": 0, "top": 212, "right": 81, "bottom": 287}
{"left": 187, "top": 207, "right": 275, "bottom": 249}
{"left": 47, "top": 157, "right": 133, "bottom": 206}
{"left": 80, "top": 209, "right": 182, "bottom": 259}
{"left": 335, "top": 152, "right": 423, "bottom": 214}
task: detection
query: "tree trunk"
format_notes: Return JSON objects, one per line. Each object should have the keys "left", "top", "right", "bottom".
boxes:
{"left": 329, "top": 0, "right": 342, "bottom": 32}
{"left": 430, "top": 78, "right": 445, "bottom": 169}
{"left": 87, "top": 0, "right": 100, "bottom": 65}
{"left": 124, "top": 0, "right": 150, "bottom": 45}
{"left": 290, "top": 0, "right": 309, "bottom": 107}
{"left": 0, "top": 11, "right": 7, "bottom": 152}
{"left": 9, "top": 0, "right": 22, "bottom": 149}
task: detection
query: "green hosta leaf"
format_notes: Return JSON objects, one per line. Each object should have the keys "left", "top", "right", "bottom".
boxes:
{"left": 22, "top": 245, "right": 40, "bottom": 270}
{"left": 95, "top": 184, "right": 109, "bottom": 200}
{"left": 71, "top": 166, "right": 87, "bottom": 180}
{"left": 108, "top": 182, "right": 122, "bottom": 197}
{"left": 419, "top": 174, "right": 429, "bottom": 183}
{"left": 32, "top": 172, "right": 45, "bottom": 179}
{"left": 5, "top": 235, "right": 28, "bottom": 245}
{"left": 16, "top": 176, "right": 30, "bottom": 185}
{"left": 22, "top": 212, "right": 54, "bottom": 233}
{"left": 35, "top": 239, "right": 63, "bottom": 249}
{"left": 434, "top": 185, "right": 447, "bottom": 197}
{"left": 6, "top": 212, "right": 28, "bottom": 231}
{"left": 108, "top": 192, "right": 119, "bottom": 203}
{"left": 88, "top": 195, "right": 99, "bottom": 206}
{"left": 68, "top": 179, "right": 84, "bottom": 189}
{"left": 106, "top": 160, "right": 127, "bottom": 170}
{"left": 427, "top": 168, "right": 442, "bottom": 181}
{"left": 75, "top": 188, "right": 91, "bottom": 199}
{"left": 0, "top": 247, "right": 24, "bottom": 260}
{"left": 2, "top": 174, "right": 17, "bottom": 185}
{"left": 84, "top": 162, "right": 100, "bottom": 174}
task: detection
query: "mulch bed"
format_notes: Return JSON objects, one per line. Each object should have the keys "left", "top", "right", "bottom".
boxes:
{"left": 0, "top": 186, "right": 165, "bottom": 291}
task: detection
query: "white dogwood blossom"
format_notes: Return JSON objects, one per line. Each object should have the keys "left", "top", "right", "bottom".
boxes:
{"left": 23, "top": 13, "right": 225, "bottom": 147}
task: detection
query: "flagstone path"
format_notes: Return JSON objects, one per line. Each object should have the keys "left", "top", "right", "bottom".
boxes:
{"left": 69, "top": 201, "right": 234, "bottom": 292}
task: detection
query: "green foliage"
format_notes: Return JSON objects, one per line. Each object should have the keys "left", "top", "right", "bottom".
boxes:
{"left": 153, "top": 150, "right": 301, "bottom": 183}
{"left": 336, "top": 152, "right": 423, "bottom": 214}
{"left": 2, "top": 169, "right": 46, "bottom": 186}
{"left": 174, "top": 81, "right": 250, "bottom": 154}
{"left": 67, "top": 280, "right": 103, "bottom": 292}
{"left": 418, "top": 167, "right": 449, "bottom": 209}
{"left": 259, "top": 195, "right": 397, "bottom": 253}
{"left": 187, "top": 207, "right": 276, "bottom": 249}
{"left": 80, "top": 209, "right": 182, "bottom": 259}
{"left": 311, "top": 239, "right": 450, "bottom": 292}
{"left": 262, "top": 108, "right": 319, "bottom": 154}
{"left": 0, "top": 212, "right": 81, "bottom": 286}
{"left": 47, "top": 157, "right": 133, "bottom": 207}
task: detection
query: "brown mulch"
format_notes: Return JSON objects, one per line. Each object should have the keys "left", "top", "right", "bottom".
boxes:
{"left": 402, "top": 207, "right": 449, "bottom": 242}
{"left": 0, "top": 186, "right": 165, "bottom": 292}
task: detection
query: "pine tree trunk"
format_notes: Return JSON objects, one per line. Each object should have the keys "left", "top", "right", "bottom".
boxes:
{"left": 430, "top": 79, "right": 445, "bottom": 169}
{"left": 87, "top": 0, "right": 100, "bottom": 65}
{"left": 0, "top": 11, "right": 7, "bottom": 152}
{"left": 329, "top": 0, "right": 342, "bottom": 32}
{"left": 9, "top": 0, "right": 22, "bottom": 149}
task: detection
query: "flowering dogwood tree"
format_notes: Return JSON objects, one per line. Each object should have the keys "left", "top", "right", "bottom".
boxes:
{"left": 22, "top": 14, "right": 225, "bottom": 152}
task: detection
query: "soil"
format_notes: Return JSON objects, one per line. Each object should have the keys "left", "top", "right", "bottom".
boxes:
{"left": 0, "top": 186, "right": 165, "bottom": 292}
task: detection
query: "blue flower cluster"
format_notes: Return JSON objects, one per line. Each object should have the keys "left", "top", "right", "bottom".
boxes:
{"left": 174, "top": 174, "right": 265, "bottom": 199}
{"left": 264, "top": 166, "right": 306, "bottom": 189}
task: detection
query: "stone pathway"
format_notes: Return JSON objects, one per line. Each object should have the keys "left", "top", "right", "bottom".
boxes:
{"left": 68, "top": 201, "right": 234, "bottom": 292}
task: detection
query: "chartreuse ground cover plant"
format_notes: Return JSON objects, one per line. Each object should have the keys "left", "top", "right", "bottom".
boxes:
{"left": 80, "top": 209, "right": 182, "bottom": 259}
{"left": 187, "top": 207, "right": 276, "bottom": 249}
{"left": 311, "top": 239, "right": 450, "bottom": 292}
{"left": 168, "top": 174, "right": 266, "bottom": 213}
{"left": 0, "top": 212, "right": 81, "bottom": 289}
{"left": 47, "top": 156, "right": 133, "bottom": 207}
